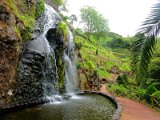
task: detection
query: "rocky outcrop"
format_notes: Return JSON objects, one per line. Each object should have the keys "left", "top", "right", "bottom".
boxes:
{"left": 0, "top": 2, "right": 20, "bottom": 105}
{"left": 0, "top": 0, "right": 68, "bottom": 106}
{"left": 14, "top": 15, "right": 66, "bottom": 102}
{"left": 14, "top": 49, "right": 45, "bottom": 102}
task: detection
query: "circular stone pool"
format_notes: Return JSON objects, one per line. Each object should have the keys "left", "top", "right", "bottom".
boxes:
{"left": 1, "top": 94, "right": 116, "bottom": 120}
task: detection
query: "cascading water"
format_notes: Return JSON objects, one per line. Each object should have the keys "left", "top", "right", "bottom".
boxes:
{"left": 14, "top": 3, "right": 78, "bottom": 103}
{"left": 42, "top": 4, "right": 78, "bottom": 99}
{"left": 14, "top": 6, "right": 60, "bottom": 101}
{"left": 64, "top": 30, "right": 78, "bottom": 93}
{"left": 41, "top": 4, "right": 60, "bottom": 96}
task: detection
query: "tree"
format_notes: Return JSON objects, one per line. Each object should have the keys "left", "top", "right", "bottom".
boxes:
{"left": 80, "top": 6, "right": 109, "bottom": 55}
{"left": 107, "top": 37, "right": 130, "bottom": 49}
{"left": 131, "top": 2, "right": 160, "bottom": 86}
{"left": 80, "top": 6, "right": 109, "bottom": 34}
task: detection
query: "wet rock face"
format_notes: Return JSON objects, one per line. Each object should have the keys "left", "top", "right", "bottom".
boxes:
{"left": 14, "top": 27, "right": 65, "bottom": 101}
{"left": 46, "top": 28, "right": 66, "bottom": 92}
{"left": 14, "top": 50, "right": 45, "bottom": 102}
{"left": 46, "top": 28, "right": 64, "bottom": 47}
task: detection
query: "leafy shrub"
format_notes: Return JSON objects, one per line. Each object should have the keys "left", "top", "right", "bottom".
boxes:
{"left": 145, "top": 84, "right": 157, "bottom": 103}
{"left": 108, "top": 84, "right": 146, "bottom": 100}
{"left": 146, "top": 84, "right": 157, "bottom": 95}
{"left": 152, "top": 91, "right": 160, "bottom": 100}
{"left": 108, "top": 84, "right": 128, "bottom": 96}
{"left": 151, "top": 91, "right": 160, "bottom": 107}
{"left": 75, "top": 42, "right": 83, "bottom": 50}
{"left": 117, "top": 75, "right": 128, "bottom": 85}
{"left": 135, "top": 87, "right": 146, "bottom": 100}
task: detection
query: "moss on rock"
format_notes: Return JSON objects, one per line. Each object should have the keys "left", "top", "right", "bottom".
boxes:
{"left": 5, "top": 0, "right": 45, "bottom": 41}
{"left": 57, "top": 21, "right": 68, "bottom": 41}
{"left": 55, "top": 45, "right": 65, "bottom": 92}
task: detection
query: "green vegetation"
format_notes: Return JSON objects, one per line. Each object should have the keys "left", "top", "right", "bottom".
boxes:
{"left": 57, "top": 21, "right": 68, "bottom": 41}
{"left": 131, "top": 2, "right": 160, "bottom": 86}
{"left": 73, "top": 3, "right": 160, "bottom": 109}
{"left": 35, "top": 0, "right": 45, "bottom": 18}
{"left": 6, "top": 0, "right": 35, "bottom": 30}
{"left": 117, "top": 75, "right": 128, "bottom": 86}
{"left": 6, "top": 0, "right": 45, "bottom": 41}
{"left": 108, "top": 84, "right": 146, "bottom": 100}
{"left": 74, "top": 32, "right": 131, "bottom": 90}
{"left": 80, "top": 6, "right": 109, "bottom": 35}
{"left": 108, "top": 83, "right": 160, "bottom": 108}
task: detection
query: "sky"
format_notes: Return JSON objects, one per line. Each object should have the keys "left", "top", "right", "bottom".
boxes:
{"left": 66, "top": 0, "right": 158, "bottom": 37}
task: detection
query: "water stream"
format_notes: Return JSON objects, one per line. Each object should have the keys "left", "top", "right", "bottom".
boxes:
{"left": 64, "top": 30, "right": 78, "bottom": 93}
{"left": 40, "top": 4, "right": 78, "bottom": 100}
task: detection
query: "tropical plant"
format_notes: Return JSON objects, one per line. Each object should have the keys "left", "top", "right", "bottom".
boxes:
{"left": 131, "top": 2, "right": 160, "bottom": 86}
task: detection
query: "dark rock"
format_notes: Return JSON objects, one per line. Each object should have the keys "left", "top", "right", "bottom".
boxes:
{"left": 46, "top": 28, "right": 64, "bottom": 47}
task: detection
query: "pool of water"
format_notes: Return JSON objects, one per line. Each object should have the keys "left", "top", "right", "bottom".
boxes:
{"left": 1, "top": 94, "right": 116, "bottom": 120}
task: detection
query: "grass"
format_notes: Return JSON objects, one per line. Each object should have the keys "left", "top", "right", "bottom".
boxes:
{"left": 75, "top": 35, "right": 131, "bottom": 83}
{"left": 108, "top": 83, "right": 146, "bottom": 99}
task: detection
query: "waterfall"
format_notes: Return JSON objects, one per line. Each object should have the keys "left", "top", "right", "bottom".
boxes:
{"left": 64, "top": 30, "right": 78, "bottom": 93}
{"left": 41, "top": 4, "right": 61, "bottom": 96}
{"left": 42, "top": 4, "right": 78, "bottom": 96}
{"left": 15, "top": 3, "right": 78, "bottom": 103}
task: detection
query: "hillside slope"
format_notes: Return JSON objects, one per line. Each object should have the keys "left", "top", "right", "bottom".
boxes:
{"left": 74, "top": 35, "right": 132, "bottom": 90}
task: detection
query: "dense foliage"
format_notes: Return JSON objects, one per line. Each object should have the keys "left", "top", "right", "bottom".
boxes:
{"left": 107, "top": 38, "right": 130, "bottom": 49}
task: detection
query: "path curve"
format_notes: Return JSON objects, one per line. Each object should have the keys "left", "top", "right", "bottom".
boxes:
{"left": 100, "top": 84, "right": 160, "bottom": 120}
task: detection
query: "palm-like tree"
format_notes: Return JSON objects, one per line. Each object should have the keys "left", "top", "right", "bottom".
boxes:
{"left": 131, "top": 2, "right": 160, "bottom": 86}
